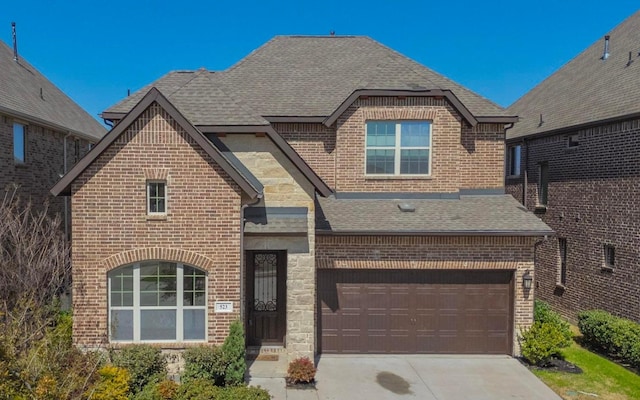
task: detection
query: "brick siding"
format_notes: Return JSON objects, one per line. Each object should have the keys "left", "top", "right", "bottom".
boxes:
{"left": 506, "top": 117, "right": 640, "bottom": 322}
{"left": 71, "top": 103, "right": 243, "bottom": 347}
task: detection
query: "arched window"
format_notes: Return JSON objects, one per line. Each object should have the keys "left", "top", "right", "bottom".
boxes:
{"left": 109, "top": 261, "right": 206, "bottom": 342}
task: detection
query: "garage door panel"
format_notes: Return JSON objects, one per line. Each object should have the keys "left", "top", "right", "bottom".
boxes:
{"left": 318, "top": 269, "right": 513, "bottom": 354}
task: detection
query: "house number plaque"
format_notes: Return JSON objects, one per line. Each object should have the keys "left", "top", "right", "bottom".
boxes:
{"left": 214, "top": 301, "right": 233, "bottom": 313}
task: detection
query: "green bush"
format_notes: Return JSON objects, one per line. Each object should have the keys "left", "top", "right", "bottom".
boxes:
{"left": 130, "top": 379, "right": 179, "bottom": 400}
{"left": 534, "top": 301, "right": 573, "bottom": 344}
{"left": 221, "top": 320, "right": 246, "bottom": 386}
{"left": 175, "top": 380, "right": 269, "bottom": 400}
{"left": 111, "top": 344, "right": 167, "bottom": 394}
{"left": 182, "top": 345, "right": 226, "bottom": 386}
{"left": 88, "top": 364, "right": 130, "bottom": 400}
{"left": 214, "top": 385, "right": 270, "bottom": 400}
{"left": 578, "top": 310, "right": 640, "bottom": 367}
{"left": 520, "top": 322, "right": 571, "bottom": 366}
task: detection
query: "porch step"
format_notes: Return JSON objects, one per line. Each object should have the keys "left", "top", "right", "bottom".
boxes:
{"left": 246, "top": 346, "right": 286, "bottom": 361}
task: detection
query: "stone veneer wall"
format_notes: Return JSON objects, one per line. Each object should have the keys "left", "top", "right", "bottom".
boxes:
{"left": 316, "top": 235, "right": 537, "bottom": 355}
{"left": 220, "top": 134, "right": 316, "bottom": 361}
{"left": 71, "top": 103, "right": 242, "bottom": 347}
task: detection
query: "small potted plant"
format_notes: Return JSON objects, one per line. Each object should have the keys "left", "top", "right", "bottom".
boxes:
{"left": 286, "top": 357, "right": 316, "bottom": 388}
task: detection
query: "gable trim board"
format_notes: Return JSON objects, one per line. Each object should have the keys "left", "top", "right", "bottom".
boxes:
{"left": 51, "top": 88, "right": 262, "bottom": 198}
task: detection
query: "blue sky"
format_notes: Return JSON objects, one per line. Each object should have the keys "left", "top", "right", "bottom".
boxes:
{"left": 3, "top": 1, "right": 638, "bottom": 124}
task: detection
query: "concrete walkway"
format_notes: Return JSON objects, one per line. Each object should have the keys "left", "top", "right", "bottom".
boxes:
{"left": 247, "top": 355, "right": 561, "bottom": 399}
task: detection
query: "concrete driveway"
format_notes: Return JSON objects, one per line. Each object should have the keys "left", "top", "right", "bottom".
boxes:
{"left": 248, "top": 355, "right": 561, "bottom": 399}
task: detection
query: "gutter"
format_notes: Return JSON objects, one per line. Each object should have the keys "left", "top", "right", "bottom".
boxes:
{"left": 63, "top": 132, "right": 72, "bottom": 240}
{"left": 315, "top": 229, "right": 554, "bottom": 237}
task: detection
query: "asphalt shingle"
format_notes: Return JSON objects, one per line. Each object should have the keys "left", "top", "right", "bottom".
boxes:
{"left": 0, "top": 41, "right": 106, "bottom": 139}
{"left": 316, "top": 194, "right": 553, "bottom": 235}
{"left": 508, "top": 11, "right": 640, "bottom": 139}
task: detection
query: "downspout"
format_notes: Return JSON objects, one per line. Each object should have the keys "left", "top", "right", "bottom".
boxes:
{"left": 240, "top": 195, "right": 262, "bottom": 329}
{"left": 63, "top": 133, "right": 72, "bottom": 240}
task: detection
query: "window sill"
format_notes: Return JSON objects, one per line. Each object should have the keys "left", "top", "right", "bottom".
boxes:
{"left": 109, "top": 341, "right": 206, "bottom": 350}
{"left": 146, "top": 214, "right": 168, "bottom": 221}
{"left": 601, "top": 266, "right": 614, "bottom": 273}
{"left": 365, "top": 175, "right": 432, "bottom": 180}
{"left": 506, "top": 174, "right": 521, "bottom": 180}
{"left": 565, "top": 146, "right": 579, "bottom": 152}
{"left": 555, "top": 283, "right": 566, "bottom": 291}
{"left": 534, "top": 205, "right": 548, "bottom": 212}
{"left": 14, "top": 162, "right": 27, "bottom": 168}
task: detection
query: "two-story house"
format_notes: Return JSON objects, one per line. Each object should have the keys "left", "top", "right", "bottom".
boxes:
{"left": 53, "top": 36, "right": 552, "bottom": 361}
{"left": 505, "top": 11, "right": 640, "bottom": 322}
{"left": 1, "top": 35, "right": 106, "bottom": 234}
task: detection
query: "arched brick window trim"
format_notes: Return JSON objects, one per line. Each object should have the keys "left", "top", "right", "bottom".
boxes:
{"left": 103, "top": 248, "right": 214, "bottom": 272}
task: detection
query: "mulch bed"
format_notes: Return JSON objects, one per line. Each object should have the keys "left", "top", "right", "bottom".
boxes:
{"left": 285, "top": 378, "right": 316, "bottom": 389}
{"left": 520, "top": 357, "right": 583, "bottom": 374}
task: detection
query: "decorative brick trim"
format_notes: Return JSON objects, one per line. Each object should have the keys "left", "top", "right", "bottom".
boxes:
{"left": 316, "top": 259, "right": 517, "bottom": 269}
{"left": 362, "top": 108, "right": 437, "bottom": 121}
{"left": 143, "top": 168, "right": 169, "bottom": 180}
{"left": 102, "top": 247, "right": 215, "bottom": 271}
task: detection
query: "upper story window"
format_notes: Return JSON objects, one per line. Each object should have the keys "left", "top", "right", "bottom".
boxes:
{"left": 558, "top": 238, "right": 567, "bottom": 286}
{"left": 365, "top": 121, "right": 431, "bottom": 176}
{"left": 109, "top": 261, "right": 207, "bottom": 342}
{"left": 13, "top": 123, "right": 26, "bottom": 164}
{"left": 507, "top": 145, "right": 521, "bottom": 176}
{"left": 603, "top": 244, "right": 615, "bottom": 269}
{"left": 567, "top": 134, "right": 580, "bottom": 148}
{"left": 538, "top": 162, "right": 549, "bottom": 207}
{"left": 147, "top": 181, "right": 167, "bottom": 215}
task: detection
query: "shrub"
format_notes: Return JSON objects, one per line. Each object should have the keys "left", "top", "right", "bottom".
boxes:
{"left": 520, "top": 322, "right": 571, "bottom": 366}
{"left": 182, "top": 345, "right": 226, "bottom": 386}
{"left": 111, "top": 344, "right": 167, "bottom": 394}
{"left": 534, "top": 301, "right": 573, "bottom": 344}
{"left": 88, "top": 364, "right": 130, "bottom": 400}
{"left": 578, "top": 310, "right": 640, "bottom": 366}
{"left": 214, "top": 385, "right": 271, "bottom": 400}
{"left": 175, "top": 380, "right": 269, "bottom": 400}
{"left": 130, "top": 379, "right": 179, "bottom": 400}
{"left": 287, "top": 356, "right": 316, "bottom": 384}
{"left": 221, "top": 320, "right": 246, "bottom": 386}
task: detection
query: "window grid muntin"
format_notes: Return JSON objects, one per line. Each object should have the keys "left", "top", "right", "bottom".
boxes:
{"left": 147, "top": 181, "right": 167, "bottom": 214}
{"left": 108, "top": 261, "right": 207, "bottom": 343}
{"left": 365, "top": 121, "right": 431, "bottom": 176}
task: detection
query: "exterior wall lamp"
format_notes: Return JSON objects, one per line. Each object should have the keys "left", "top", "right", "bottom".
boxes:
{"left": 522, "top": 272, "right": 533, "bottom": 290}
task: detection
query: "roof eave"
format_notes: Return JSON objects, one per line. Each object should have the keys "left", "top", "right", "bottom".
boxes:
{"left": 323, "top": 89, "right": 480, "bottom": 127}
{"left": 52, "top": 88, "right": 262, "bottom": 199}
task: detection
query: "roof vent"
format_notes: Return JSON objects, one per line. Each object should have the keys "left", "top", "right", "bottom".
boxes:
{"left": 602, "top": 35, "right": 610, "bottom": 60}
{"left": 627, "top": 51, "right": 634, "bottom": 67}
{"left": 11, "top": 22, "right": 18, "bottom": 62}
{"left": 397, "top": 202, "right": 415, "bottom": 212}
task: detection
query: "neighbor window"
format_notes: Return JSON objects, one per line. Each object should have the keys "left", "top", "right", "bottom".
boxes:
{"left": 538, "top": 162, "right": 549, "bottom": 206}
{"left": 604, "top": 244, "right": 615, "bottom": 269}
{"left": 365, "top": 121, "right": 431, "bottom": 175}
{"left": 109, "top": 261, "right": 207, "bottom": 342}
{"left": 558, "top": 238, "right": 567, "bottom": 286}
{"left": 74, "top": 139, "right": 80, "bottom": 163}
{"left": 507, "top": 144, "right": 521, "bottom": 176}
{"left": 13, "top": 123, "right": 26, "bottom": 164}
{"left": 567, "top": 134, "right": 580, "bottom": 148}
{"left": 147, "top": 181, "right": 166, "bottom": 214}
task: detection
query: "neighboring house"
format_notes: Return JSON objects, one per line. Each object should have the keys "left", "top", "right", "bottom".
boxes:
{"left": 505, "top": 11, "right": 640, "bottom": 322}
{"left": 0, "top": 37, "right": 106, "bottom": 233}
{"left": 53, "top": 36, "right": 552, "bottom": 361}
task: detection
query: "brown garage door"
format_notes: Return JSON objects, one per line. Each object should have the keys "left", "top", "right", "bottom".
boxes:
{"left": 318, "top": 270, "right": 513, "bottom": 354}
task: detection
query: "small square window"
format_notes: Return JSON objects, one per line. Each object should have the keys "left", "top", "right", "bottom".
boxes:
{"left": 604, "top": 244, "right": 615, "bottom": 269}
{"left": 507, "top": 145, "right": 521, "bottom": 176}
{"left": 147, "top": 181, "right": 167, "bottom": 215}
{"left": 567, "top": 134, "right": 580, "bottom": 148}
{"left": 13, "top": 123, "right": 26, "bottom": 164}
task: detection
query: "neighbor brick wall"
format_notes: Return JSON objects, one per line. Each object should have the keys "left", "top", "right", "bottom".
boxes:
{"left": 0, "top": 113, "right": 92, "bottom": 218}
{"left": 71, "top": 102, "right": 243, "bottom": 347}
{"left": 333, "top": 97, "right": 506, "bottom": 192}
{"left": 316, "top": 235, "right": 536, "bottom": 355}
{"left": 505, "top": 117, "right": 640, "bottom": 322}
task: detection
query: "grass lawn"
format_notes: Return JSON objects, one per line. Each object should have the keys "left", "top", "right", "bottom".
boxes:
{"left": 533, "top": 341, "right": 640, "bottom": 400}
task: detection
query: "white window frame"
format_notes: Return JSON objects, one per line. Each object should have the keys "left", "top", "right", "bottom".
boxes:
{"left": 603, "top": 244, "right": 615, "bottom": 269}
{"left": 507, "top": 144, "right": 521, "bottom": 177}
{"left": 13, "top": 122, "right": 26, "bottom": 164}
{"left": 557, "top": 238, "right": 567, "bottom": 286}
{"left": 365, "top": 120, "right": 432, "bottom": 177}
{"left": 108, "top": 262, "right": 207, "bottom": 343}
{"left": 147, "top": 181, "right": 167, "bottom": 215}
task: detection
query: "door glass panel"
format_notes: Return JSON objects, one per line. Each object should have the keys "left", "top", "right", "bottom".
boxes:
{"left": 254, "top": 253, "right": 277, "bottom": 311}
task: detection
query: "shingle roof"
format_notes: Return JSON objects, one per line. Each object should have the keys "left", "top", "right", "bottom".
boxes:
{"left": 105, "top": 36, "right": 507, "bottom": 123}
{"left": 0, "top": 41, "right": 106, "bottom": 140}
{"left": 316, "top": 194, "right": 553, "bottom": 235}
{"left": 507, "top": 11, "right": 640, "bottom": 139}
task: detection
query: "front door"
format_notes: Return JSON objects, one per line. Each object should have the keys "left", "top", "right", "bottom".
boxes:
{"left": 247, "top": 251, "right": 286, "bottom": 346}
